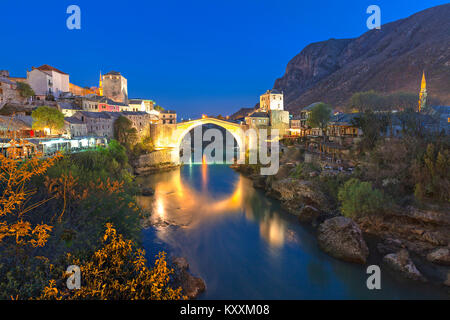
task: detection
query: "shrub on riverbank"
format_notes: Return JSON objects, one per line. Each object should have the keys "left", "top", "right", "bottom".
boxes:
{"left": 338, "top": 178, "right": 386, "bottom": 218}
{"left": 40, "top": 224, "right": 185, "bottom": 300}
{"left": 0, "top": 143, "right": 181, "bottom": 300}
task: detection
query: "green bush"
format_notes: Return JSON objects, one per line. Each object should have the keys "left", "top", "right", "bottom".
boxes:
{"left": 338, "top": 178, "right": 385, "bottom": 218}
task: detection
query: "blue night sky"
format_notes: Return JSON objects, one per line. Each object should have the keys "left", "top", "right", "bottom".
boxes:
{"left": 0, "top": 0, "right": 447, "bottom": 119}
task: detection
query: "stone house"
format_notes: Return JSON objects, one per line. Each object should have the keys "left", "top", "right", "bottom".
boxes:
{"left": 119, "top": 111, "right": 153, "bottom": 137}
{"left": 245, "top": 112, "right": 269, "bottom": 127}
{"left": 58, "top": 101, "right": 82, "bottom": 117}
{"left": 159, "top": 110, "right": 177, "bottom": 124}
{"left": 64, "top": 117, "right": 88, "bottom": 138}
{"left": 128, "top": 99, "right": 155, "bottom": 113}
{"left": 73, "top": 111, "right": 115, "bottom": 138}
{"left": 0, "top": 76, "right": 20, "bottom": 104}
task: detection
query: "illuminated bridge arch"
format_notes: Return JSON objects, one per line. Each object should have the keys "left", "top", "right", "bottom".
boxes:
{"left": 150, "top": 117, "right": 248, "bottom": 164}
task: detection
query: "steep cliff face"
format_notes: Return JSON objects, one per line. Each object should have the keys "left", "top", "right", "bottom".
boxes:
{"left": 273, "top": 4, "right": 450, "bottom": 112}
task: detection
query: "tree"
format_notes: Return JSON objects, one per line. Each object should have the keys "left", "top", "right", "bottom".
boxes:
{"left": 389, "top": 92, "right": 418, "bottom": 111}
{"left": 412, "top": 144, "right": 449, "bottom": 202}
{"left": 307, "top": 103, "right": 332, "bottom": 132}
{"left": 307, "top": 102, "right": 332, "bottom": 150}
{"left": 351, "top": 111, "right": 390, "bottom": 151}
{"left": 113, "top": 116, "right": 138, "bottom": 147}
{"left": 348, "top": 91, "right": 384, "bottom": 112}
{"left": 154, "top": 105, "right": 164, "bottom": 111}
{"left": 31, "top": 106, "right": 65, "bottom": 134}
{"left": 16, "top": 82, "right": 35, "bottom": 99}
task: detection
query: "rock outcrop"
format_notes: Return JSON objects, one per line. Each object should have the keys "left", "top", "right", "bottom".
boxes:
{"left": 172, "top": 257, "right": 206, "bottom": 299}
{"left": 427, "top": 247, "right": 450, "bottom": 266}
{"left": 357, "top": 206, "right": 450, "bottom": 256}
{"left": 383, "top": 249, "right": 426, "bottom": 282}
{"left": 317, "top": 216, "right": 369, "bottom": 264}
{"left": 269, "top": 178, "right": 331, "bottom": 214}
{"left": 297, "top": 205, "right": 321, "bottom": 223}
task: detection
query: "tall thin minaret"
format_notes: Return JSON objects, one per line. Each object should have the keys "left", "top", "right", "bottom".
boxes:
{"left": 418, "top": 71, "right": 427, "bottom": 112}
{"left": 98, "top": 71, "right": 103, "bottom": 96}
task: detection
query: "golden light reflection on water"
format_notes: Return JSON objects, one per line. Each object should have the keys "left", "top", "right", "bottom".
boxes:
{"left": 137, "top": 166, "right": 288, "bottom": 248}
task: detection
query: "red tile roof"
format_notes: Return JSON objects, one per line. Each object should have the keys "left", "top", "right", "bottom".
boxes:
{"left": 34, "top": 64, "right": 68, "bottom": 75}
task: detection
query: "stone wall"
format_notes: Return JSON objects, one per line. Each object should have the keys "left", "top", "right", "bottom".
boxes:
{"left": 132, "top": 148, "right": 179, "bottom": 175}
{"left": 270, "top": 110, "right": 290, "bottom": 136}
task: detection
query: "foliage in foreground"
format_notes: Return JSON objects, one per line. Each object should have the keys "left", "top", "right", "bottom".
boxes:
{"left": 40, "top": 224, "right": 185, "bottom": 300}
{"left": 0, "top": 143, "right": 180, "bottom": 300}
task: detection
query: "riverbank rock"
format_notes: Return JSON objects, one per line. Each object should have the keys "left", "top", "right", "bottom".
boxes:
{"left": 317, "top": 216, "right": 369, "bottom": 264}
{"left": 269, "top": 178, "right": 331, "bottom": 213}
{"left": 426, "top": 247, "right": 450, "bottom": 266}
{"left": 356, "top": 206, "right": 450, "bottom": 258}
{"left": 172, "top": 257, "right": 206, "bottom": 299}
{"left": 383, "top": 249, "right": 427, "bottom": 282}
{"left": 252, "top": 175, "right": 267, "bottom": 189}
{"left": 377, "top": 238, "right": 405, "bottom": 255}
{"left": 141, "top": 187, "right": 154, "bottom": 196}
{"left": 298, "top": 205, "right": 321, "bottom": 223}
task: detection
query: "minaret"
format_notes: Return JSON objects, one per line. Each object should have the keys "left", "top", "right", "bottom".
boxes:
{"left": 98, "top": 71, "right": 103, "bottom": 96}
{"left": 418, "top": 71, "right": 427, "bottom": 112}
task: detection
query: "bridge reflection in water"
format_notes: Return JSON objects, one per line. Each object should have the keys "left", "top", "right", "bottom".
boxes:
{"left": 136, "top": 163, "right": 288, "bottom": 248}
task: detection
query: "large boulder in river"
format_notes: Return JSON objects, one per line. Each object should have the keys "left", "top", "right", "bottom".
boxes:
{"left": 172, "top": 257, "right": 206, "bottom": 299}
{"left": 317, "top": 216, "right": 369, "bottom": 264}
{"left": 383, "top": 249, "right": 426, "bottom": 282}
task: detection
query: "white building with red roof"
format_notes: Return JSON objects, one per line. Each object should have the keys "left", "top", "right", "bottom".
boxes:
{"left": 27, "top": 64, "right": 70, "bottom": 99}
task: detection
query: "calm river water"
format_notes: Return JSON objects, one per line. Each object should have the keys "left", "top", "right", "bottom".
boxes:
{"left": 138, "top": 164, "right": 448, "bottom": 299}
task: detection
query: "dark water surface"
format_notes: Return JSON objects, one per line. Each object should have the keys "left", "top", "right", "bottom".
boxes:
{"left": 138, "top": 164, "right": 448, "bottom": 299}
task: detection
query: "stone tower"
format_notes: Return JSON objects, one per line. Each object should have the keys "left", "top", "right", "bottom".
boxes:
{"left": 418, "top": 71, "right": 427, "bottom": 112}
{"left": 102, "top": 71, "right": 128, "bottom": 103}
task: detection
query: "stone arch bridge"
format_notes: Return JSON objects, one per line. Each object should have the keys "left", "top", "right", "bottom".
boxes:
{"left": 148, "top": 117, "right": 250, "bottom": 164}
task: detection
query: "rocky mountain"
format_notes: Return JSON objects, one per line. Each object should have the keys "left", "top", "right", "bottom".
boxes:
{"left": 273, "top": 4, "right": 450, "bottom": 113}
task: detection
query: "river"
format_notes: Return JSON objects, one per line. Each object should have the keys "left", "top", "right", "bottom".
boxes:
{"left": 137, "top": 163, "right": 448, "bottom": 299}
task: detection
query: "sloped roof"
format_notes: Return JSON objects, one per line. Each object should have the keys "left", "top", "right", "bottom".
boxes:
{"left": 431, "top": 105, "right": 450, "bottom": 115}
{"left": 76, "top": 111, "right": 112, "bottom": 119}
{"left": 65, "top": 117, "right": 85, "bottom": 125}
{"left": 34, "top": 64, "right": 68, "bottom": 75}
{"left": 0, "top": 115, "right": 32, "bottom": 130}
{"left": 249, "top": 112, "right": 269, "bottom": 118}
{"left": 263, "top": 89, "right": 282, "bottom": 95}
{"left": 121, "top": 111, "right": 150, "bottom": 116}
{"left": 128, "top": 99, "right": 143, "bottom": 104}
{"left": 0, "top": 76, "right": 16, "bottom": 85}
{"left": 104, "top": 71, "right": 121, "bottom": 76}
{"left": 160, "top": 110, "right": 176, "bottom": 114}
{"left": 58, "top": 102, "right": 81, "bottom": 110}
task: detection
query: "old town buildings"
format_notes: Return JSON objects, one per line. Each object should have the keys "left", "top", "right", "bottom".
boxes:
{"left": 0, "top": 65, "right": 178, "bottom": 157}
